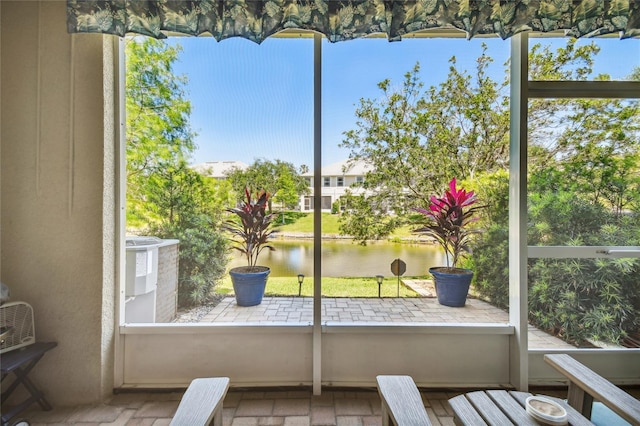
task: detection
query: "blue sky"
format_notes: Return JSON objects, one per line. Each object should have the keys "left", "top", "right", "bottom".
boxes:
{"left": 166, "top": 35, "right": 639, "bottom": 168}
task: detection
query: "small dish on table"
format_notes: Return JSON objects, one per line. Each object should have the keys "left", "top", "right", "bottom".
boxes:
{"left": 526, "top": 395, "right": 568, "bottom": 425}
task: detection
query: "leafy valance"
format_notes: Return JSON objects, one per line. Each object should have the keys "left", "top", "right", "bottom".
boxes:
{"left": 67, "top": 1, "right": 640, "bottom": 42}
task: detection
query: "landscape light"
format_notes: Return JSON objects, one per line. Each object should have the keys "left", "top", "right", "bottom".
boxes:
{"left": 376, "top": 275, "right": 384, "bottom": 298}
{"left": 297, "top": 274, "right": 305, "bottom": 297}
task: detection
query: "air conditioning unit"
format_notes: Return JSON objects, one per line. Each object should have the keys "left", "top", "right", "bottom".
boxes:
{"left": 0, "top": 301, "right": 36, "bottom": 354}
{"left": 125, "top": 237, "right": 160, "bottom": 297}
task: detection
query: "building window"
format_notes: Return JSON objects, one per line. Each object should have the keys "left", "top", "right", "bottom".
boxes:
{"left": 323, "top": 177, "right": 331, "bottom": 187}
{"left": 337, "top": 177, "right": 344, "bottom": 187}
{"left": 321, "top": 196, "right": 332, "bottom": 210}
{"left": 356, "top": 176, "right": 364, "bottom": 184}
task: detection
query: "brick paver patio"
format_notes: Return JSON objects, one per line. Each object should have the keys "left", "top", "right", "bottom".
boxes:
{"left": 200, "top": 295, "right": 576, "bottom": 349}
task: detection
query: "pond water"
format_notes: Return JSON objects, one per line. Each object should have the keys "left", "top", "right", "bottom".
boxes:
{"left": 228, "top": 239, "right": 447, "bottom": 277}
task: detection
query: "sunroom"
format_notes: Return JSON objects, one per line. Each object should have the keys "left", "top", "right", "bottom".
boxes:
{"left": 1, "top": 0, "right": 640, "bottom": 415}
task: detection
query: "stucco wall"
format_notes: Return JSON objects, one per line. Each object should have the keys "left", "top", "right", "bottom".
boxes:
{"left": 1, "top": 1, "right": 115, "bottom": 405}
{"left": 156, "top": 241, "right": 179, "bottom": 323}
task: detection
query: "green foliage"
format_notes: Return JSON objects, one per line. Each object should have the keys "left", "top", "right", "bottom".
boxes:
{"left": 465, "top": 171, "right": 510, "bottom": 307}
{"left": 331, "top": 199, "right": 341, "bottom": 214}
{"left": 338, "top": 193, "right": 401, "bottom": 244}
{"left": 529, "top": 253, "right": 639, "bottom": 345}
{"left": 339, "top": 46, "right": 510, "bottom": 241}
{"left": 528, "top": 191, "right": 610, "bottom": 245}
{"left": 146, "top": 164, "right": 229, "bottom": 307}
{"left": 225, "top": 159, "right": 309, "bottom": 211}
{"left": 155, "top": 221, "right": 228, "bottom": 307}
{"left": 471, "top": 224, "right": 509, "bottom": 308}
{"left": 469, "top": 170, "right": 509, "bottom": 227}
{"left": 126, "top": 37, "right": 197, "bottom": 225}
{"left": 474, "top": 191, "right": 640, "bottom": 345}
{"left": 126, "top": 37, "right": 228, "bottom": 307}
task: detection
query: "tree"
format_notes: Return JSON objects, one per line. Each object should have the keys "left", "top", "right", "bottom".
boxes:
{"left": 339, "top": 45, "right": 510, "bottom": 242}
{"left": 126, "top": 37, "right": 196, "bottom": 226}
{"left": 125, "top": 37, "right": 227, "bottom": 307}
{"left": 339, "top": 40, "right": 640, "bottom": 244}
{"left": 527, "top": 41, "right": 640, "bottom": 216}
{"left": 225, "top": 159, "right": 310, "bottom": 211}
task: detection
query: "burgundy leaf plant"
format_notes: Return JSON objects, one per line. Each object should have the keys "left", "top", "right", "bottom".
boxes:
{"left": 413, "top": 178, "right": 484, "bottom": 271}
{"left": 222, "top": 188, "right": 277, "bottom": 271}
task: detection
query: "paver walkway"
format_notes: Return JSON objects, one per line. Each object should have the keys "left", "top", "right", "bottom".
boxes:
{"left": 201, "top": 295, "right": 575, "bottom": 349}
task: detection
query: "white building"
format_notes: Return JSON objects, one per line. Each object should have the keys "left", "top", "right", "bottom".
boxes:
{"left": 192, "top": 159, "right": 371, "bottom": 212}
{"left": 191, "top": 160, "right": 248, "bottom": 179}
{"left": 301, "top": 160, "right": 371, "bottom": 211}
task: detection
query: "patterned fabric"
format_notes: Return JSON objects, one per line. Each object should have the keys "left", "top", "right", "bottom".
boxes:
{"left": 67, "top": 0, "right": 640, "bottom": 42}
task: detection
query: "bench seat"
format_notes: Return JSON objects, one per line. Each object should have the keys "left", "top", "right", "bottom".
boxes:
{"left": 170, "top": 377, "right": 230, "bottom": 426}
{"left": 376, "top": 375, "right": 432, "bottom": 425}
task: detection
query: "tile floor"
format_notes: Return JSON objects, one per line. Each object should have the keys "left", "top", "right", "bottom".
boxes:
{"left": 19, "top": 388, "right": 461, "bottom": 426}
{"left": 16, "top": 386, "right": 640, "bottom": 425}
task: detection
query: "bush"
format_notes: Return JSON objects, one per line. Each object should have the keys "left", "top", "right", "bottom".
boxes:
{"left": 468, "top": 171, "right": 510, "bottom": 307}
{"left": 472, "top": 224, "right": 509, "bottom": 308}
{"left": 153, "top": 218, "right": 228, "bottom": 307}
{"left": 331, "top": 199, "right": 341, "bottom": 214}
{"left": 141, "top": 164, "right": 230, "bottom": 307}
{"left": 473, "top": 186, "right": 640, "bottom": 346}
{"left": 529, "top": 251, "right": 639, "bottom": 345}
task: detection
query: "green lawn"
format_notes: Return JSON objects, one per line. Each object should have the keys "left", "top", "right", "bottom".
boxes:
{"left": 274, "top": 212, "right": 341, "bottom": 234}
{"left": 274, "top": 211, "right": 416, "bottom": 239}
{"left": 216, "top": 276, "right": 420, "bottom": 297}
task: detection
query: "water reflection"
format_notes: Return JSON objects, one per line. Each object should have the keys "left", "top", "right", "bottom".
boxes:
{"left": 229, "top": 239, "right": 446, "bottom": 277}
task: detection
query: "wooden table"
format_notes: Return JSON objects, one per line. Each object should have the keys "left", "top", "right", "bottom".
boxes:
{"left": 1, "top": 341, "right": 57, "bottom": 426}
{"left": 449, "top": 390, "right": 594, "bottom": 425}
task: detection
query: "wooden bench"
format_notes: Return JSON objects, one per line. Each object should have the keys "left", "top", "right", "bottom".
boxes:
{"left": 170, "top": 377, "right": 230, "bottom": 426}
{"left": 448, "top": 390, "right": 592, "bottom": 425}
{"left": 545, "top": 353, "right": 640, "bottom": 424}
{"left": 376, "top": 375, "right": 432, "bottom": 425}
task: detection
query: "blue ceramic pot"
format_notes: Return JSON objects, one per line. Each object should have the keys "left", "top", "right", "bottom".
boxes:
{"left": 229, "top": 266, "right": 270, "bottom": 306}
{"left": 429, "top": 267, "right": 473, "bottom": 307}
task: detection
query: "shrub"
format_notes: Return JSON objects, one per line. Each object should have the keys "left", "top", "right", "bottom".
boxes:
{"left": 143, "top": 164, "right": 230, "bottom": 307}
{"left": 473, "top": 184, "right": 640, "bottom": 346}
{"left": 153, "top": 218, "right": 228, "bottom": 307}
{"left": 529, "top": 250, "right": 639, "bottom": 345}
{"left": 472, "top": 224, "right": 509, "bottom": 308}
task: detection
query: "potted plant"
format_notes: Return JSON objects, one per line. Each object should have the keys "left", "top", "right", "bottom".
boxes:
{"left": 413, "top": 178, "right": 484, "bottom": 307}
{"left": 222, "top": 188, "right": 277, "bottom": 306}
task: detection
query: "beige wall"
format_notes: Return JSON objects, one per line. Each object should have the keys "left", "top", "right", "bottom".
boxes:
{"left": 156, "top": 241, "right": 179, "bottom": 323}
{"left": 1, "top": 1, "right": 116, "bottom": 405}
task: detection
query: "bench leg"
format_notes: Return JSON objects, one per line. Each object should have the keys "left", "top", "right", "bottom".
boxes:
{"left": 380, "top": 406, "right": 391, "bottom": 426}
{"left": 210, "top": 404, "right": 223, "bottom": 426}
{"left": 567, "top": 382, "right": 594, "bottom": 419}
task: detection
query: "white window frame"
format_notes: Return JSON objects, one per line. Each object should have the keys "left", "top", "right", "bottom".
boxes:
{"left": 115, "top": 32, "right": 640, "bottom": 394}
{"left": 510, "top": 34, "right": 640, "bottom": 389}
